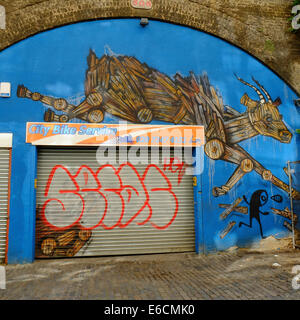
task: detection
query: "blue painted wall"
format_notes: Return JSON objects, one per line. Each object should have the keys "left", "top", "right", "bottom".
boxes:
{"left": 0, "top": 19, "right": 299, "bottom": 263}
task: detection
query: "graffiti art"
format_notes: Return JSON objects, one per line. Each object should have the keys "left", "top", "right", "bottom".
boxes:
{"left": 239, "top": 190, "right": 269, "bottom": 239}
{"left": 17, "top": 50, "right": 300, "bottom": 201}
{"left": 35, "top": 156, "right": 190, "bottom": 258}
{"left": 219, "top": 191, "right": 299, "bottom": 240}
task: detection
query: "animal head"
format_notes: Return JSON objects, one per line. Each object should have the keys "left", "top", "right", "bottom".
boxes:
{"left": 236, "top": 75, "right": 292, "bottom": 143}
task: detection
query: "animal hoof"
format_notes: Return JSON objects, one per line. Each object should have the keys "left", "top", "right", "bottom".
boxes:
{"left": 212, "top": 186, "right": 228, "bottom": 197}
{"left": 212, "top": 187, "right": 221, "bottom": 197}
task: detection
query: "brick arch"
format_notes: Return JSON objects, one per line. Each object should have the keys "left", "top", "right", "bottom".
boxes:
{"left": 0, "top": 0, "right": 299, "bottom": 94}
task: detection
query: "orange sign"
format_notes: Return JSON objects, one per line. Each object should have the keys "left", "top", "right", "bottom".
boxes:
{"left": 26, "top": 122, "right": 205, "bottom": 147}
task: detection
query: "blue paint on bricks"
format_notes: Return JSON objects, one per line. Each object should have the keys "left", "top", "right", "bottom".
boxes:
{"left": 0, "top": 19, "right": 298, "bottom": 263}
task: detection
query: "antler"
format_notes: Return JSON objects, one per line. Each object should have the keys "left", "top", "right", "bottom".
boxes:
{"left": 251, "top": 77, "right": 272, "bottom": 102}
{"left": 234, "top": 74, "right": 266, "bottom": 104}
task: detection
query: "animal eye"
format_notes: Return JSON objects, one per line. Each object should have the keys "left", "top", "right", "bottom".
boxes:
{"left": 265, "top": 116, "right": 272, "bottom": 123}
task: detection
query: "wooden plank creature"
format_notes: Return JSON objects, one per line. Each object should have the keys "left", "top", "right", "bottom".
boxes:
{"left": 16, "top": 50, "right": 300, "bottom": 199}
{"left": 202, "top": 75, "right": 299, "bottom": 200}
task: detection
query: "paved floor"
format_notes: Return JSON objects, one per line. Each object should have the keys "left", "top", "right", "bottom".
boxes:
{"left": 0, "top": 249, "right": 300, "bottom": 300}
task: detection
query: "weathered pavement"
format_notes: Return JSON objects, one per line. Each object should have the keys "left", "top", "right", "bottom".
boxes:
{"left": 0, "top": 249, "right": 300, "bottom": 300}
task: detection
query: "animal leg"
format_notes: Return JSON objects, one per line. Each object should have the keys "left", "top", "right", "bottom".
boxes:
{"left": 212, "top": 159, "right": 254, "bottom": 196}
{"left": 261, "top": 170, "right": 300, "bottom": 200}
{"left": 204, "top": 138, "right": 254, "bottom": 196}
{"left": 207, "top": 140, "right": 300, "bottom": 200}
{"left": 17, "top": 85, "right": 105, "bottom": 123}
{"left": 231, "top": 144, "right": 300, "bottom": 199}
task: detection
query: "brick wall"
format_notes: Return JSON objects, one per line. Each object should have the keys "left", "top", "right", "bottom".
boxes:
{"left": 0, "top": 0, "right": 299, "bottom": 94}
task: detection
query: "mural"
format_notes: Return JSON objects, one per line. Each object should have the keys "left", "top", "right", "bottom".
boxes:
{"left": 239, "top": 190, "right": 269, "bottom": 239}
{"left": 17, "top": 50, "right": 300, "bottom": 201}
{"left": 0, "top": 19, "right": 298, "bottom": 261}
{"left": 218, "top": 191, "right": 298, "bottom": 240}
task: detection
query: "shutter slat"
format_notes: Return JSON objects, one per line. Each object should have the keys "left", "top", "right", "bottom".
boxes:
{"left": 0, "top": 148, "right": 10, "bottom": 263}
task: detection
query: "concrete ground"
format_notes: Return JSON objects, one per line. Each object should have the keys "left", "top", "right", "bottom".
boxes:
{"left": 0, "top": 249, "right": 300, "bottom": 300}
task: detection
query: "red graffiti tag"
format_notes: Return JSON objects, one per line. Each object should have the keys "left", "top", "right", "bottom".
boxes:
{"left": 41, "top": 161, "right": 180, "bottom": 231}
{"left": 163, "top": 157, "right": 187, "bottom": 185}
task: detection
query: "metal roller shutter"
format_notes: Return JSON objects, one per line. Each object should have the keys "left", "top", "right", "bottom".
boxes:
{"left": 36, "top": 147, "right": 195, "bottom": 258}
{"left": 0, "top": 149, "right": 10, "bottom": 263}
